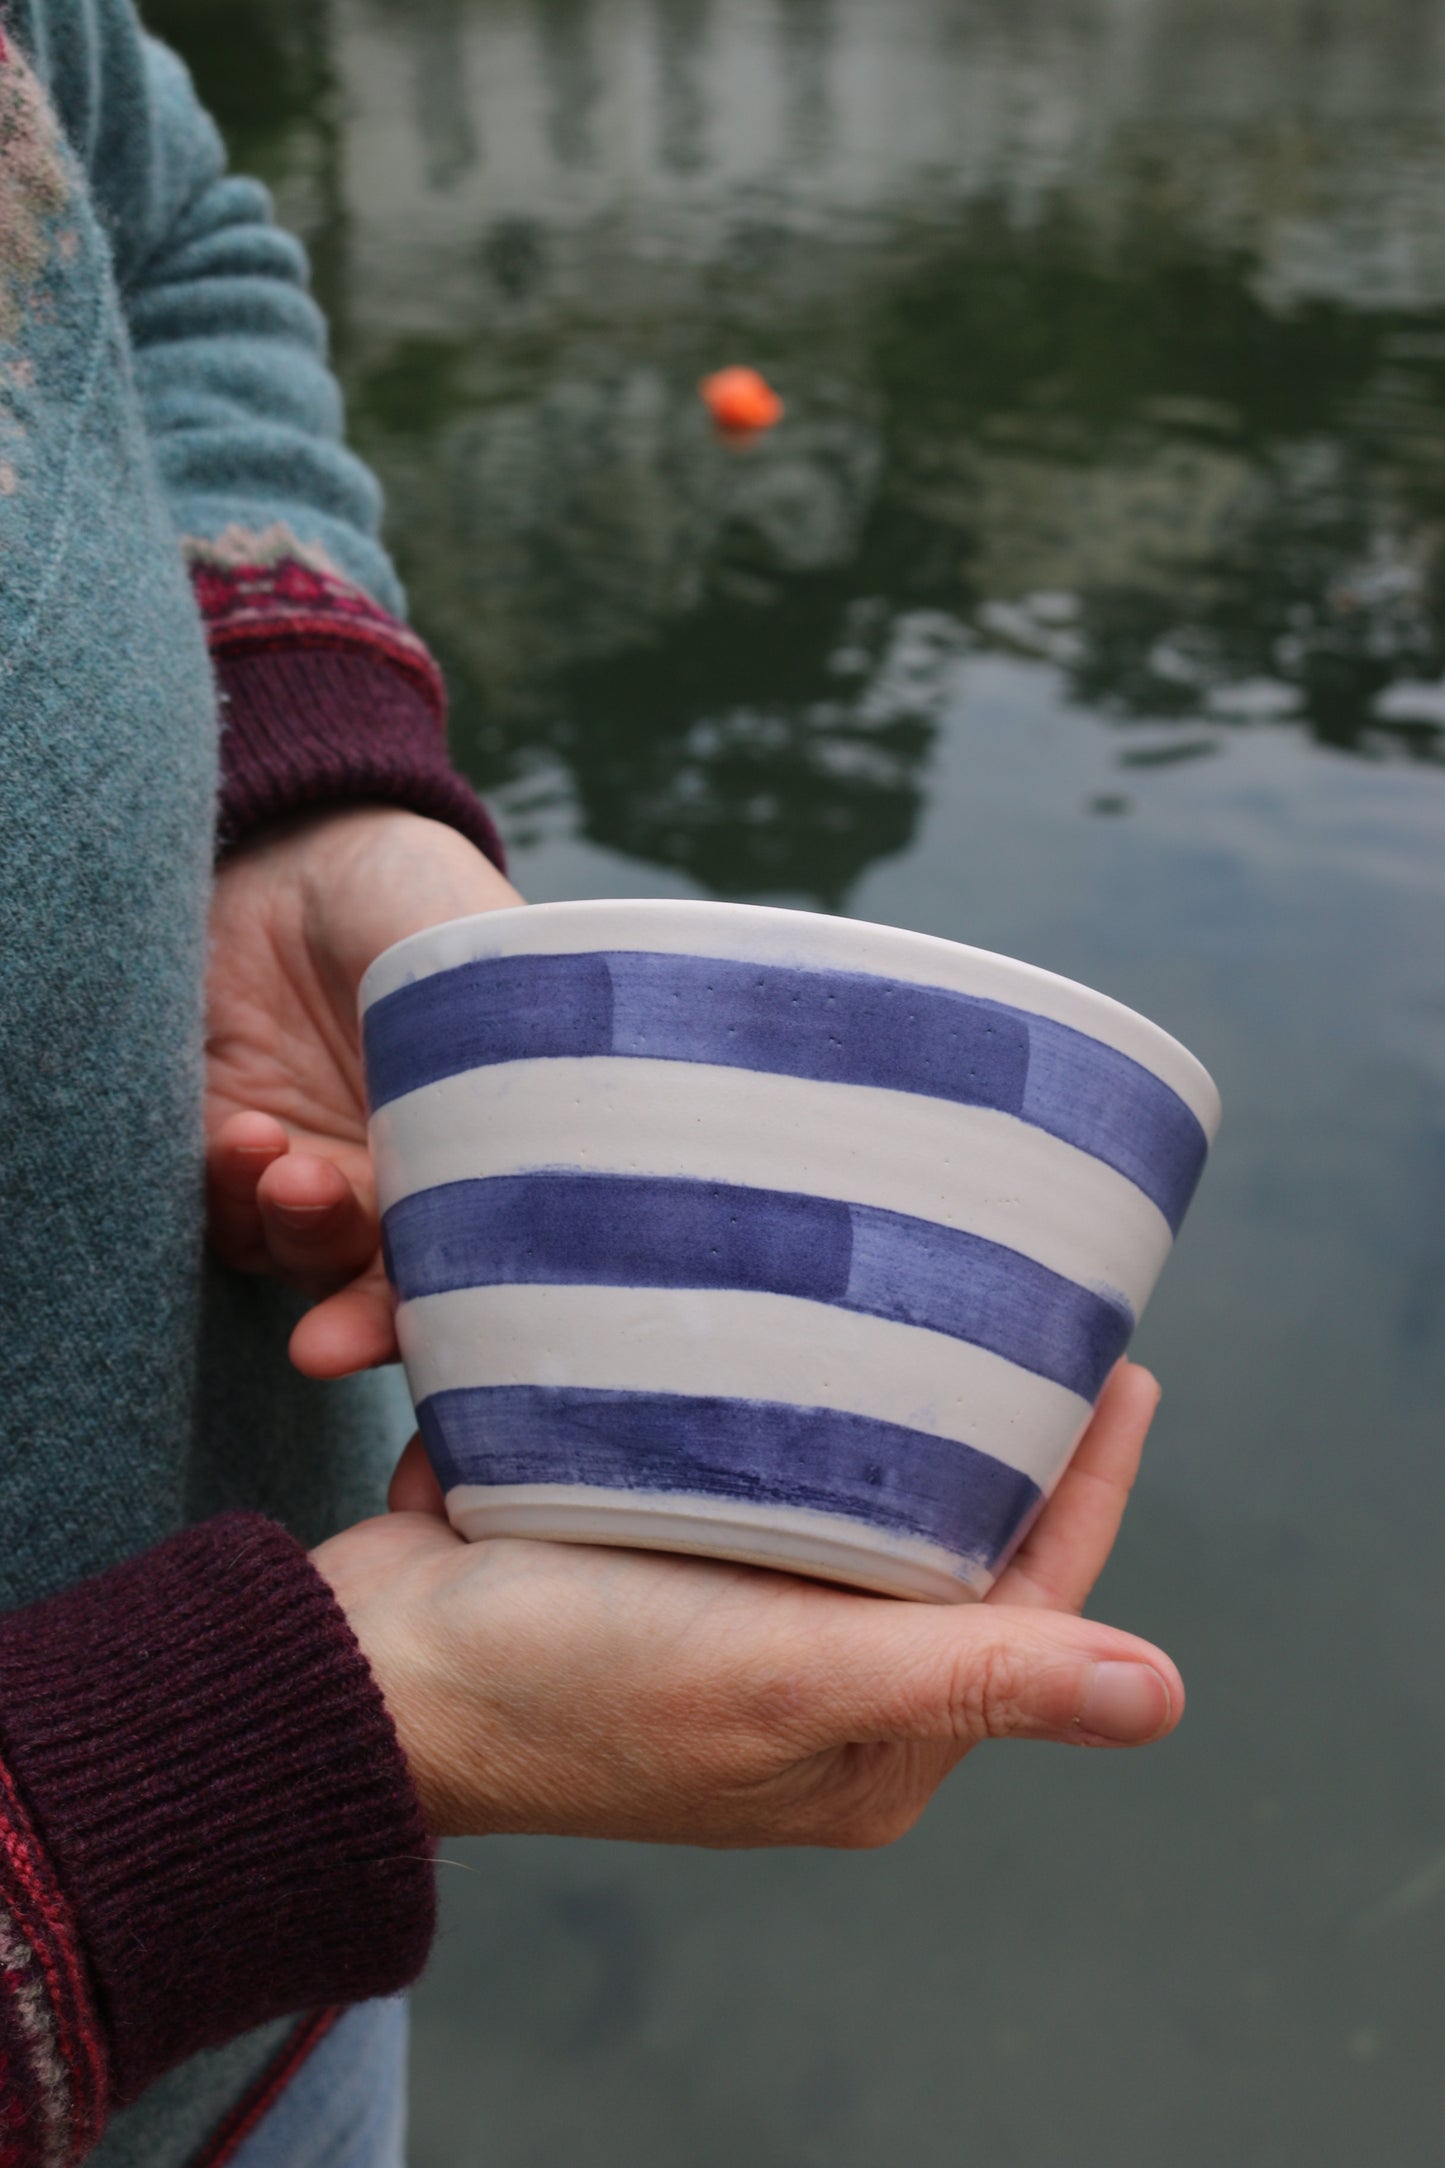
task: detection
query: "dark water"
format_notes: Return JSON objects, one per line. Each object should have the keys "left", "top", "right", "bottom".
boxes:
{"left": 158, "top": 2, "right": 1445, "bottom": 2159}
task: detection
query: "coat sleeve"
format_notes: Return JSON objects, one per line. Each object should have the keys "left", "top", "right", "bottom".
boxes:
{"left": 5, "top": 0, "right": 502, "bottom": 859}
{"left": 0, "top": 1516, "right": 435, "bottom": 2166}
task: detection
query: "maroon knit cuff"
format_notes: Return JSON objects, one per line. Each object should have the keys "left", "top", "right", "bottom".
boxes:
{"left": 0, "top": 1516, "right": 436, "bottom": 2113}
{"left": 213, "top": 645, "right": 506, "bottom": 867}
{"left": 183, "top": 528, "right": 503, "bottom": 865}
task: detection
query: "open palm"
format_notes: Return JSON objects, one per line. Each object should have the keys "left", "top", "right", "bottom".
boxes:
{"left": 320, "top": 1361, "right": 1177, "bottom": 1841}
{"left": 205, "top": 806, "right": 522, "bottom": 1376}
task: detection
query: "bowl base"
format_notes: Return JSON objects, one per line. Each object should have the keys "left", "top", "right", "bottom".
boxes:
{"left": 445, "top": 1482, "right": 989, "bottom": 1604}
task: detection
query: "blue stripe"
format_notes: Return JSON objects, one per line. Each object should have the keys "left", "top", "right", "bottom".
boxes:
{"left": 364, "top": 950, "right": 1206, "bottom": 1228}
{"left": 385, "top": 1174, "right": 1131, "bottom": 1400}
{"left": 417, "top": 1386, "right": 1043, "bottom": 1570}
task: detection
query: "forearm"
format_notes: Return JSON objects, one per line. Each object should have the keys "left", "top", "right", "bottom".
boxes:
{"left": 0, "top": 1516, "right": 434, "bottom": 2163}
{"left": 112, "top": 27, "right": 504, "bottom": 860}
{"left": 6, "top": 0, "right": 502, "bottom": 863}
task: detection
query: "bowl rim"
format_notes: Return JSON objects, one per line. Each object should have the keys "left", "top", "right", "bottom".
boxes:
{"left": 360, "top": 897, "right": 1221, "bottom": 1137}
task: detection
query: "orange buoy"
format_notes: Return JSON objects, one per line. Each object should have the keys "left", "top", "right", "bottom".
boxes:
{"left": 700, "top": 366, "right": 784, "bottom": 433}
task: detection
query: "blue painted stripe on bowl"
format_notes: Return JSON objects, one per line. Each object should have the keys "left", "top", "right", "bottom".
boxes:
{"left": 384, "top": 1174, "right": 1134, "bottom": 1401}
{"left": 363, "top": 951, "right": 1207, "bottom": 1229}
{"left": 416, "top": 1385, "right": 1043, "bottom": 1568}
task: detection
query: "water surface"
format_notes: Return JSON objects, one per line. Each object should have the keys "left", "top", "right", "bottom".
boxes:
{"left": 158, "top": 3, "right": 1445, "bottom": 2159}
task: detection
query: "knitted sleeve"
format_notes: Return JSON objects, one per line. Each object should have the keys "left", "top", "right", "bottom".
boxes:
{"left": 0, "top": 1516, "right": 435, "bottom": 2166}
{"left": 4, "top": 0, "right": 502, "bottom": 860}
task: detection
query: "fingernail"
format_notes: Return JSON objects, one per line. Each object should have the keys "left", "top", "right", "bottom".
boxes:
{"left": 1077, "top": 1662, "right": 1172, "bottom": 1743}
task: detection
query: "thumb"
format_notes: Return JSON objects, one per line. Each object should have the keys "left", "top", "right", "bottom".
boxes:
{"left": 807, "top": 1601, "right": 1184, "bottom": 1754}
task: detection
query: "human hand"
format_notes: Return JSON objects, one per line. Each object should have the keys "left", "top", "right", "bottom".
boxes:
{"left": 313, "top": 1362, "right": 1183, "bottom": 1844}
{"left": 205, "top": 807, "right": 523, "bottom": 1377}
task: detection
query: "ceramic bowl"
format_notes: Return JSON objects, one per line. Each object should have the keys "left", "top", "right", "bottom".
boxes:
{"left": 360, "top": 900, "right": 1220, "bottom": 1603}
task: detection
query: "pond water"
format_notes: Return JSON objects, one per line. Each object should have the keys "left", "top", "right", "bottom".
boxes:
{"left": 158, "top": 1, "right": 1445, "bottom": 2159}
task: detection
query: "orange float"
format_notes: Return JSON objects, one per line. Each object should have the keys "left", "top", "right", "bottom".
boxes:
{"left": 699, "top": 366, "right": 784, "bottom": 432}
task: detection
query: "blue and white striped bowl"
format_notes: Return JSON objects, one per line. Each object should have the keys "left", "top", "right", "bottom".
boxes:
{"left": 361, "top": 901, "right": 1219, "bottom": 1603}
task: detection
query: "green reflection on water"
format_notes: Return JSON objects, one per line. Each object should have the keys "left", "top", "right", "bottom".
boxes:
{"left": 162, "top": 0, "right": 1445, "bottom": 904}
{"left": 147, "top": 0, "right": 329, "bottom": 172}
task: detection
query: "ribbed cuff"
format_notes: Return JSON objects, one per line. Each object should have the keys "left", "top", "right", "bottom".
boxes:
{"left": 214, "top": 645, "right": 506, "bottom": 870}
{"left": 0, "top": 1516, "right": 436, "bottom": 2109}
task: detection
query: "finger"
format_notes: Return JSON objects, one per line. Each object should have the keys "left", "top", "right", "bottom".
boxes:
{"left": 388, "top": 1433, "right": 448, "bottom": 1518}
{"left": 256, "top": 1150, "right": 379, "bottom": 1288}
{"left": 808, "top": 1605, "right": 1182, "bottom": 1845}
{"left": 989, "top": 1362, "right": 1160, "bottom": 1615}
{"left": 920, "top": 1608, "right": 1181, "bottom": 1749}
{"left": 671, "top": 1599, "right": 1183, "bottom": 1844}
{"left": 205, "top": 1110, "right": 291, "bottom": 1268}
{"left": 289, "top": 1262, "right": 398, "bottom": 1378}
{"left": 772, "top": 1595, "right": 1183, "bottom": 1760}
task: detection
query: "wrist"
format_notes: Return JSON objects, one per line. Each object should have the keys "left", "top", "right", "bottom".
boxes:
{"left": 228, "top": 801, "right": 519, "bottom": 902}
{"left": 311, "top": 1512, "right": 476, "bottom": 1839}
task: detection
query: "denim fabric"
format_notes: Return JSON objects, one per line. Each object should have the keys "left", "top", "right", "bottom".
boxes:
{"left": 228, "top": 2002, "right": 409, "bottom": 2168}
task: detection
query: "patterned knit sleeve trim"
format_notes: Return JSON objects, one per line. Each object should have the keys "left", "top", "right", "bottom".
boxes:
{"left": 0, "top": 1758, "right": 106, "bottom": 2168}
{"left": 186, "top": 526, "right": 506, "bottom": 868}
{"left": 0, "top": 1515, "right": 437, "bottom": 2129}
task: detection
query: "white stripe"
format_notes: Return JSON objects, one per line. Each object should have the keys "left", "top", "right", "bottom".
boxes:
{"left": 360, "top": 898, "right": 1220, "bottom": 1136}
{"left": 397, "top": 1284, "right": 1091, "bottom": 1491}
{"left": 443, "top": 1483, "right": 992, "bottom": 1603}
{"left": 372, "top": 1058, "right": 1172, "bottom": 1317}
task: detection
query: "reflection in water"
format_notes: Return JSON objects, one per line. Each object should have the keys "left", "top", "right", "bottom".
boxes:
{"left": 777, "top": 0, "right": 836, "bottom": 160}
{"left": 146, "top": 0, "right": 332, "bottom": 175}
{"left": 412, "top": 0, "right": 479, "bottom": 192}
{"left": 167, "top": 0, "right": 1445, "bottom": 904}
{"left": 653, "top": 0, "right": 712, "bottom": 175}
{"left": 550, "top": 594, "right": 950, "bottom": 906}
{"left": 480, "top": 214, "right": 550, "bottom": 304}
{"left": 537, "top": 0, "right": 603, "bottom": 172}
{"left": 876, "top": 220, "right": 1445, "bottom": 762}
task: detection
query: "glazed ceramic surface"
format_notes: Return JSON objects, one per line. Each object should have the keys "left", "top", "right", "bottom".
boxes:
{"left": 361, "top": 901, "right": 1220, "bottom": 1601}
